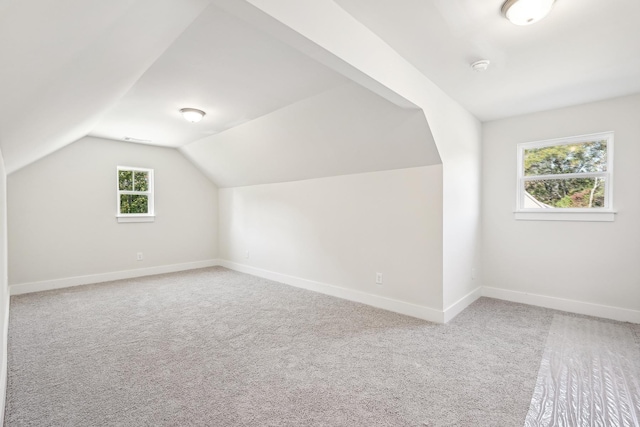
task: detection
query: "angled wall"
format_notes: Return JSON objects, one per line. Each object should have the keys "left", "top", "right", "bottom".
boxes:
{"left": 217, "top": 0, "right": 483, "bottom": 316}
{"left": 181, "top": 82, "right": 440, "bottom": 187}
{"left": 181, "top": 71, "right": 447, "bottom": 320}
{"left": 7, "top": 137, "right": 218, "bottom": 289}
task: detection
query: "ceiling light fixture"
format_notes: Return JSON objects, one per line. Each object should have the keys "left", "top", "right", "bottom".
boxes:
{"left": 501, "top": 0, "right": 555, "bottom": 26}
{"left": 471, "top": 59, "right": 491, "bottom": 72}
{"left": 123, "top": 136, "right": 152, "bottom": 143}
{"left": 179, "top": 108, "right": 206, "bottom": 123}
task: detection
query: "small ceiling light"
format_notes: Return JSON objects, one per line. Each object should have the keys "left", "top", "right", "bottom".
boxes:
{"left": 502, "top": 0, "right": 555, "bottom": 26}
{"left": 123, "top": 136, "right": 152, "bottom": 143}
{"left": 471, "top": 59, "right": 491, "bottom": 72}
{"left": 180, "top": 108, "right": 206, "bottom": 123}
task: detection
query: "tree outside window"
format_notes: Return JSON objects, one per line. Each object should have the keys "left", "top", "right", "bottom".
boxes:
{"left": 517, "top": 132, "right": 613, "bottom": 212}
{"left": 117, "top": 166, "right": 154, "bottom": 221}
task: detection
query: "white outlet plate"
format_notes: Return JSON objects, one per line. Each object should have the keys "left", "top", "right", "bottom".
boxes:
{"left": 137, "top": 252, "right": 144, "bottom": 261}
{"left": 375, "top": 272, "right": 383, "bottom": 285}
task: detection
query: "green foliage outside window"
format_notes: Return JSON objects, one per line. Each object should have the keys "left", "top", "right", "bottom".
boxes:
{"left": 524, "top": 140, "right": 607, "bottom": 208}
{"left": 118, "top": 169, "right": 150, "bottom": 214}
{"left": 119, "top": 170, "right": 133, "bottom": 191}
{"left": 120, "top": 194, "right": 149, "bottom": 214}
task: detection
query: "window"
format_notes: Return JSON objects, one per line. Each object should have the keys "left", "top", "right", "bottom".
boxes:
{"left": 117, "top": 166, "right": 154, "bottom": 223}
{"left": 516, "top": 132, "right": 614, "bottom": 222}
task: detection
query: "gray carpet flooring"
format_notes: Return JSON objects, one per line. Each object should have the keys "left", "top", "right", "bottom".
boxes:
{"left": 4, "top": 267, "right": 639, "bottom": 426}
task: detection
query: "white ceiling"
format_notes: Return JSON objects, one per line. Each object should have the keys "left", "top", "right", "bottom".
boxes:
{"left": 2, "top": 0, "right": 638, "bottom": 180}
{"left": 90, "top": 4, "right": 348, "bottom": 147}
{"left": 334, "top": 0, "right": 640, "bottom": 121}
{"left": 0, "top": 0, "right": 210, "bottom": 173}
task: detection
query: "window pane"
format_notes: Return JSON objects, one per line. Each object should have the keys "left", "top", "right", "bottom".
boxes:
{"left": 119, "top": 170, "right": 133, "bottom": 191}
{"left": 524, "top": 177, "right": 606, "bottom": 208}
{"left": 120, "top": 194, "right": 149, "bottom": 214}
{"left": 134, "top": 171, "right": 149, "bottom": 191}
{"left": 524, "top": 140, "right": 607, "bottom": 176}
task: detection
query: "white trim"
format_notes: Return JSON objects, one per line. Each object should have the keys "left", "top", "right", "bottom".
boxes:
{"left": 523, "top": 172, "right": 608, "bottom": 181}
{"left": 482, "top": 286, "right": 640, "bottom": 324}
{"left": 116, "top": 215, "right": 155, "bottom": 223}
{"left": 515, "top": 211, "right": 616, "bottom": 222}
{"left": 0, "top": 293, "right": 9, "bottom": 427}
{"left": 9, "top": 260, "right": 221, "bottom": 295}
{"left": 443, "top": 287, "right": 482, "bottom": 323}
{"left": 7, "top": 261, "right": 638, "bottom": 328}
{"left": 218, "top": 260, "right": 445, "bottom": 323}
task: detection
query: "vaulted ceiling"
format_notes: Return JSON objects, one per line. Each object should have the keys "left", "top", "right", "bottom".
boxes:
{"left": 90, "top": 4, "right": 349, "bottom": 148}
{"left": 1, "top": 0, "right": 638, "bottom": 183}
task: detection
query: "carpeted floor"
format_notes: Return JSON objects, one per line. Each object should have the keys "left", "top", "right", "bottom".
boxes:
{"left": 4, "top": 267, "right": 639, "bottom": 426}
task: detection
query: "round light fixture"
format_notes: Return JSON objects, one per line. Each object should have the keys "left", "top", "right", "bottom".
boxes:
{"left": 501, "top": 0, "right": 555, "bottom": 26}
{"left": 471, "top": 59, "right": 491, "bottom": 72}
{"left": 179, "top": 108, "right": 206, "bottom": 123}
{"left": 123, "top": 136, "right": 152, "bottom": 143}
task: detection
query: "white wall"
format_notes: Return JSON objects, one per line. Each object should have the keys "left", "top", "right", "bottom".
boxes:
{"left": 483, "top": 94, "right": 640, "bottom": 316}
{"left": 436, "top": 106, "right": 483, "bottom": 311}
{"left": 8, "top": 136, "right": 218, "bottom": 286}
{"left": 0, "top": 149, "right": 9, "bottom": 425}
{"left": 219, "top": 166, "right": 444, "bottom": 314}
{"left": 234, "top": 0, "right": 483, "bottom": 313}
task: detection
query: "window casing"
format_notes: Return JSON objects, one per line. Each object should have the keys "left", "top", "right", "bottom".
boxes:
{"left": 515, "top": 132, "right": 614, "bottom": 222}
{"left": 117, "top": 166, "right": 154, "bottom": 223}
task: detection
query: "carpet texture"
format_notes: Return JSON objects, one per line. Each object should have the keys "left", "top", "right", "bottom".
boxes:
{"left": 4, "top": 267, "right": 638, "bottom": 426}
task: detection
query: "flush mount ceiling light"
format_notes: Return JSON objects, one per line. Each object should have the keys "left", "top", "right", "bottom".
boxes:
{"left": 179, "top": 108, "right": 206, "bottom": 123}
{"left": 502, "top": 0, "right": 555, "bottom": 26}
{"left": 123, "top": 136, "right": 152, "bottom": 143}
{"left": 471, "top": 59, "right": 491, "bottom": 72}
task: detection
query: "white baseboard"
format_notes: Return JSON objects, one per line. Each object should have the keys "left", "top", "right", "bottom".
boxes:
{"left": 219, "top": 260, "right": 445, "bottom": 323}
{"left": 9, "top": 260, "right": 221, "bottom": 296}
{"left": 11, "top": 261, "right": 637, "bottom": 325}
{"left": 483, "top": 286, "right": 640, "bottom": 324}
{"left": 443, "top": 287, "right": 482, "bottom": 323}
{"left": 0, "top": 290, "right": 10, "bottom": 427}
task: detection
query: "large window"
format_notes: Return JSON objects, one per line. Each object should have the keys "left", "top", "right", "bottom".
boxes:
{"left": 117, "top": 166, "right": 154, "bottom": 223}
{"left": 516, "top": 132, "right": 614, "bottom": 221}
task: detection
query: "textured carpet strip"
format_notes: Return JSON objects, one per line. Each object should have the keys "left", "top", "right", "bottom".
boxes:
{"left": 525, "top": 314, "right": 640, "bottom": 426}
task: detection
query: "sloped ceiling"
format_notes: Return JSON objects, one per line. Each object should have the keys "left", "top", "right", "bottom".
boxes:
{"left": 181, "top": 82, "right": 440, "bottom": 187}
{"left": 0, "top": 0, "right": 435, "bottom": 184}
{"left": 2, "top": 0, "right": 637, "bottom": 180}
{"left": 0, "top": 0, "right": 210, "bottom": 174}
{"left": 90, "top": 4, "right": 349, "bottom": 147}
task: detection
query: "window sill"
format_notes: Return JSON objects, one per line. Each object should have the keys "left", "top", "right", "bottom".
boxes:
{"left": 514, "top": 211, "right": 616, "bottom": 222}
{"left": 117, "top": 215, "right": 155, "bottom": 223}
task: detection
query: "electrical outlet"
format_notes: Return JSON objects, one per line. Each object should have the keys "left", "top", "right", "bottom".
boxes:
{"left": 471, "top": 268, "right": 477, "bottom": 280}
{"left": 245, "top": 250, "right": 250, "bottom": 259}
{"left": 375, "top": 272, "right": 383, "bottom": 285}
{"left": 137, "top": 252, "right": 144, "bottom": 261}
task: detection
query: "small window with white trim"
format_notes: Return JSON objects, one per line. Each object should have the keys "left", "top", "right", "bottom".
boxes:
{"left": 117, "top": 166, "right": 154, "bottom": 223}
{"left": 516, "top": 132, "right": 614, "bottom": 221}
